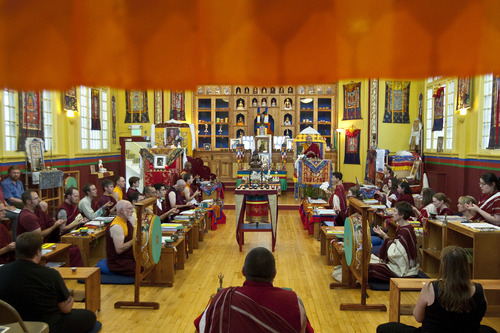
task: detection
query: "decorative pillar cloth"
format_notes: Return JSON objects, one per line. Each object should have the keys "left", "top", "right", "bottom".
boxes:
{"left": 91, "top": 88, "right": 101, "bottom": 130}
{"left": 111, "top": 96, "right": 117, "bottom": 144}
{"left": 488, "top": 75, "right": 500, "bottom": 149}
{"left": 432, "top": 87, "right": 445, "bottom": 131}
{"left": 343, "top": 82, "right": 361, "bottom": 120}
{"left": 344, "top": 128, "right": 361, "bottom": 164}
{"left": 234, "top": 186, "right": 278, "bottom": 251}
{"left": 383, "top": 81, "right": 410, "bottom": 123}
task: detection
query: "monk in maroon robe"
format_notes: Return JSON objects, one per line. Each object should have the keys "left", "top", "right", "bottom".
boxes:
{"left": 303, "top": 135, "right": 321, "bottom": 159}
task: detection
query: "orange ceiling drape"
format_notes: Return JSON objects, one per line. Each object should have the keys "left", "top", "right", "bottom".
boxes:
{"left": 1, "top": 0, "right": 500, "bottom": 91}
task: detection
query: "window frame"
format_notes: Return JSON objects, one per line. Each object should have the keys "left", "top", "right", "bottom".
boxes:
{"left": 79, "top": 86, "right": 110, "bottom": 152}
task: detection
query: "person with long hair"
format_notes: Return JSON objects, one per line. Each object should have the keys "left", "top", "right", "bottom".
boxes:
{"left": 433, "top": 192, "right": 454, "bottom": 216}
{"left": 457, "top": 195, "right": 477, "bottom": 221}
{"left": 466, "top": 173, "right": 500, "bottom": 226}
{"left": 390, "top": 181, "right": 415, "bottom": 206}
{"left": 375, "top": 177, "right": 399, "bottom": 206}
{"left": 347, "top": 186, "right": 364, "bottom": 201}
{"left": 413, "top": 187, "right": 436, "bottom": 220}
{"left": 369, "top": 201, "right": 419, "bottom": 282}
{"left": 376, "top": 164, "right": 395, "bottom": 191}
{"left": 377, "top": 246, "right": 495, "bottom": 333}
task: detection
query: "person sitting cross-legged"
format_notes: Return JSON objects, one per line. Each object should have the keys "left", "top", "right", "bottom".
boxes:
{"left": 194, "top": 247, "right": 314, "bottom": 333}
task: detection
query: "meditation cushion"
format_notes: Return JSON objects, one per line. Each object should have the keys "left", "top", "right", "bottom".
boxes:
{"left": 96, "top": 259, "right": 135, "bottom": 285}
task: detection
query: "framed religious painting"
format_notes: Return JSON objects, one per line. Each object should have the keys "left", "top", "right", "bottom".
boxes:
{"left": 230, "top": 138, "right": 241, "bottom": 150}
{"left": 436, "top": 137, "right": 444, "bottom": 153}
{"left": 154, "top": 155, "right": 166, "bottom": 169}
{"left": 204, "top": 143, "right": 211, "bottom": 151}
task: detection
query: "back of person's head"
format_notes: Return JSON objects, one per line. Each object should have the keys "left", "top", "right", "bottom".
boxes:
{"left": 349, "top": 186, "right": 363, "bottom": 200}
{"left": 21, "top": 190, "right": 35, "bottom": 204}
{"left": 434, "top": 192, "right": 451, "bottom": 205}
{"left": 102, "top": 180, "right": 113, "bottom": 191}
{"left": 421, "top": 188, "right": 435, "bottom": 206}
{"left": 333, "top": 172, "right": 343, "bottom": 180}
{"left": 16, "top": 231, "right": 43, "bottom": 260}
{"left": 399, "top": 180, "right": 411, "bottom": 194}
{"left": 114, "top": 175, "right": 124, "bottom": 183}
{"left": 129, "top": 176, "right": 140, "bottom": 187}
{"left": 64, "top": 186, "right": 77, "bottom": 200}
{"left": 115, "top": 200, "right": 130, "bottom": 216}
{"left": 395, "top": 201, "right": 413, "bottom": 220}
{"left": 458, "top": 195, "right": 476, "bottom": 206}
{"left": 176, "top": 179, "right": 186, "bottom": 187}
{"left": 182, "top": 173, "right": 192, "bottom": 182}
{"left": 438, "top": 246, "right": 472, "bottom": 313}
{"left": 128, "top": 191, "right": 140, "bottom": 204}
{"left": 243, "top": 247, "right": 276, "bottom": 283}
{"left": 481, "top": 172, "right": 500, "bottom": 191}
{"left": 153, "top": 183, "right": 165, "bottom": 191}
{"left": 184, "top": 161, "right": 192, "bottom": 169}
{"left": 83, "top": 183, "right": 93, "bottom": 196}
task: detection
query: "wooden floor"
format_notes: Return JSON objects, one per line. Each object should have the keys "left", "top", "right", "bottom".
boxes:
{"left": 66, "top": 191, "right": 500, "bottom": 332}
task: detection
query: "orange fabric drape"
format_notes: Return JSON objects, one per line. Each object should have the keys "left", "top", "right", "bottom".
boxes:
{"left": 1, "top": 0, "right": 500, "bottom": 90}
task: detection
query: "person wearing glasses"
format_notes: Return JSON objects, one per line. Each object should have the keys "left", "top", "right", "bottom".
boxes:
{"left": 466, "top": 172, "right": 500, "bottom": 226}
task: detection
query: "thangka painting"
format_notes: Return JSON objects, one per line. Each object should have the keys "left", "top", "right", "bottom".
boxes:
{"left": 18, "top": 91, "right": 44, "bottom": 151}
{"left": 457, "top": 77, "right": 471, "bottom": 110}
{"left": 488, "top": 75, "right": 500, "bottom": 149}
{"left": 344, "top": 128, "right": 361, "bottom": 164}
{"left": 432, "top": 87, "right": 445, "bottom": 131}
{"left": 64, "top": 87, "right": 78, "bottom": 111}
{"left": 125, "top": 90, "right": 149, "bottom": 123}
{"left": 170, "top": 91, "right": 185, "bottom": 121}
{"left": 343, "top": 82, "right": 361, "bottom": 120}
{"left": 91, "top": 88, "right": 101, "bottom": 130}
{"left": 383, "top": 81, "right": 410, "bottom": 123}
{"left": 21, "top": 91, "right": 41, "bottom": 130}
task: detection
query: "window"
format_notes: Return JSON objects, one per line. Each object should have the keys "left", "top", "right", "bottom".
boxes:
{"left": 80, "top": 86, "right": 109, "bottom": 150}
{"left": 481, "top": 74, "right": 494, "bottom": 149}
{"left": 424, "top": 78, "right": 455, "bottom": 151}
{"left": 42, "top": 91, "right": 53, "bottom": 151}
{"left": 3, "top": 89, "right": 16, "bottom": 151}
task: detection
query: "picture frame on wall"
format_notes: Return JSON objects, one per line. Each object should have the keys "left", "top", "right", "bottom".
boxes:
{"left": 154, "top": 155, "right": 166, "bottom": 168}
{"left": 89, "top": 165, "right": 96, "bottom": 173}
{"left": 230, "top": 138, "right": 241, "bottom": 150}
{"left": 204, "top": 143, "right": 211, "bottom": 151}
{"left": 436, "top": 137, "right": 444, "bottom": 153}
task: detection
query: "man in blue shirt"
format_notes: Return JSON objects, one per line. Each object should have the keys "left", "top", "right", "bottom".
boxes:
{"left": 1, "top": 165, "right": 24, "bottom": 208}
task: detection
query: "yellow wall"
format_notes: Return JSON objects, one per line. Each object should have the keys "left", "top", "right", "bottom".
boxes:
{"left": 336, "top": 79, "right": 424, "bottom": 183}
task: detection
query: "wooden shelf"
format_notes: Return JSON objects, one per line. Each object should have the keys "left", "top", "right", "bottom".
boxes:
{"left": 422, "top": 248, "right": 442, "bottom": 260}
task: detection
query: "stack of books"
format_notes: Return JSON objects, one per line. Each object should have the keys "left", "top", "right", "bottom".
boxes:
{"left": 161, "top": 223, "right": 184, "bottom": 232}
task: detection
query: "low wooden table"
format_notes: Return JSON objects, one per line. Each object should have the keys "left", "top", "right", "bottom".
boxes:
{"left": 55, "top": 267, "right": 101, "bottom": 312}
{"left": 142, "top": 237, "right": 186, "bottom": 287}
{"left": 389, "top": 278, "right": 500, "bottom": 323}
{"left": 40, "top": 243, "right": 71, "bottom": 267}
{"left": 320, "top": 226, "right": 344, "bottom": 265}
{"left": 61, "top": 229, "right": 107, "bottom": 266}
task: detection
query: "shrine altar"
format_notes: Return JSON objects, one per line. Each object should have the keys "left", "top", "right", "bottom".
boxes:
{"left": 140, "top": 147, "right": 184, "bottom": 186}
{"left": 234, "top": 185, "right": 279, "bottom": 251}
{"left": 236, "top": 170, "right": 287, "bottom": 191}
{"left": 295, "top": 159, "right": 333, "bottom": 199}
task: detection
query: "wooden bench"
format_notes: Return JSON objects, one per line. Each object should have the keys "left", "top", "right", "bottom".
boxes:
{"left": 389, "top": 278, "right": 500, "bottom": 322}
{"left": 320, "top": 226, "right": 343, "bottom": 265}
{"left": 54, "top": 267, "right": 101, "bottom": 313}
